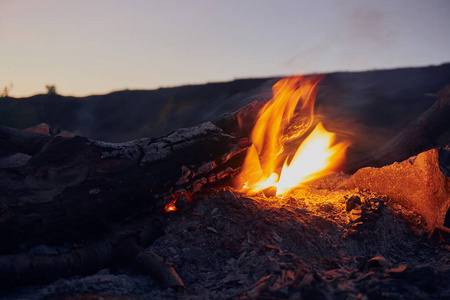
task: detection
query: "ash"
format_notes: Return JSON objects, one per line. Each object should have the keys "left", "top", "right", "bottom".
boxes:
{"left": 6, "top": 175, "right": 450, "bottom": 299}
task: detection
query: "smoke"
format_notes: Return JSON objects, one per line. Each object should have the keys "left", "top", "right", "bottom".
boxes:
{"left": 338, "top": 5, "right": 394, "bottom": 67}
{"left": 283, "top": 3, "right": 395, "bottom": 73}
{"left": 344, "top": 6, "right": 392, "bottom": 46}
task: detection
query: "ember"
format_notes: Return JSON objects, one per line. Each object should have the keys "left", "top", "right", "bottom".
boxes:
{"left": 164, "top": 198, "right": 178, "bottom": 213}
{"left": 235, "top": 76, "right": 349, "bottom": 196}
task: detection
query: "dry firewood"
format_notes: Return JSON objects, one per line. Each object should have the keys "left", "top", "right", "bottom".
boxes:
{"left": 341, "top": 148, "right": 450, "bottom": 234}
{"left": 346, "top": 85, "right": 450, "bottom": 173}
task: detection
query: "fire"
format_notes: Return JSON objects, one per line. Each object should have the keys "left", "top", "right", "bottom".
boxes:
{"left": 234, "top": 76, "right": 349, "bottom": 196}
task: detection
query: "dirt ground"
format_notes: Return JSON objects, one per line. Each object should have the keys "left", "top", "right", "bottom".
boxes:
{"left": 3, "top": 174, "right": 450, "bottom": 299}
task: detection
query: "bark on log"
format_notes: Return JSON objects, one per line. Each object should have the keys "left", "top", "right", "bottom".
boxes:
{"left": 0, "top": 122, "right": 247, "bottom": 254}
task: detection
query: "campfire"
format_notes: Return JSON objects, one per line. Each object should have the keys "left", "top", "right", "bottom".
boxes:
{"left": 0, "top": 66, "right": 449, "bottom": 299}
{"left": 234, "top": 76, "right": 349, "bottom": 196}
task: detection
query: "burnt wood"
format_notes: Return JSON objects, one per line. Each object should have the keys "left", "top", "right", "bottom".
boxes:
{"left": 0, "top": 122, "right": 246, "bottom": 254}
{"left": 0, "top": 215, "right": 185, "bottom": 288}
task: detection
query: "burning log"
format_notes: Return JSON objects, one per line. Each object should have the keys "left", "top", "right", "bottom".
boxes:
{"left": 215, "top": 100, "right": 266, "bottom": 138}
{"left": 342, "top": 147, "right": 450, "bottom": 234}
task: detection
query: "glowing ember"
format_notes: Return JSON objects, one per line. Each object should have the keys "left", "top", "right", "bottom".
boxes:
{"left": 234, "top": 76, "right": 349, "bottom": 196}
{"left": 164, "top": 198, "right": 178, "bottom": 212}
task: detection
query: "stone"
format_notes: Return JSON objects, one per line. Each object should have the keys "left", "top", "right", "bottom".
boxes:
{"left": 342, "top": 149, "right": 450, "bottom": 233}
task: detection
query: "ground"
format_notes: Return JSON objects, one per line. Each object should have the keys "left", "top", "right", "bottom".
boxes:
{"left": 3, "top": 174, "right": 450, "bottom": 299}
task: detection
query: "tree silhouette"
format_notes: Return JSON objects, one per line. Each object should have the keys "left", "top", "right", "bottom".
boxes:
{"left": 46, "top": 84, "right": 57, "bottom": 96}
{"left": 1, "top": 83, "right": 13, "bottom": 98}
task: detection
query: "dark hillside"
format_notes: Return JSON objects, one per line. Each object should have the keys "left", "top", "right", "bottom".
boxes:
{"left": 0, "top": 78, "right": 276, "bottom": 141}
{"left": 315, "top": 63, "right": 450, "bottom": 154}
{"left": 1, "top": 63, "right": 449, "bottom": 143}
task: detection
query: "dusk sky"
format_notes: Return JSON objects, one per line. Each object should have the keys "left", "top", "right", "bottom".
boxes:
{"left": 1, "top": 0, "right": 449, "bottom": 97}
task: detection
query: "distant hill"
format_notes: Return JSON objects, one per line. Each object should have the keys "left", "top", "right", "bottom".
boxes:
{"left": 0, "top": 78, "right": 278, "bottom": 141}
{"left": 1, "top": 63, "right": 449, "bottom": 144}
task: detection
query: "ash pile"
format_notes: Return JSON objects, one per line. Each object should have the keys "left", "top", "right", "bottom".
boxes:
{"left": 6, "top": 174, "right": 450, "bottom": 299}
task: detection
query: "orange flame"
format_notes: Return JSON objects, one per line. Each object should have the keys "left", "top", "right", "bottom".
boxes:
{"left": 234, "top": 76, "right": 349, "bottom": 196}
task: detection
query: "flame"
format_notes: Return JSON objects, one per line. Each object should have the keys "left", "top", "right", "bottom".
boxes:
{"left": 234, "top": 76, "right": 349, "bottom": 196}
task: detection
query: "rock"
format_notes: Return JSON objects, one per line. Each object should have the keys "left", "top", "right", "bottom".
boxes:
{"left": 342, "top": 149, "right": 450, "bottom": 233}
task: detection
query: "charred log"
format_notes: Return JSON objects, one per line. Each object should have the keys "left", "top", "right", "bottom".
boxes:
{"left": 0, "top": 215, "right": 185, "bottom": 288}
{"left": 0, "top": 124, "right": 52, "bottom": 157}
{"left": 215, "top": 100, "right": 266, "bottom": 137}
{"left": 0, "top": 122, "right": 247, "bottom": 254}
